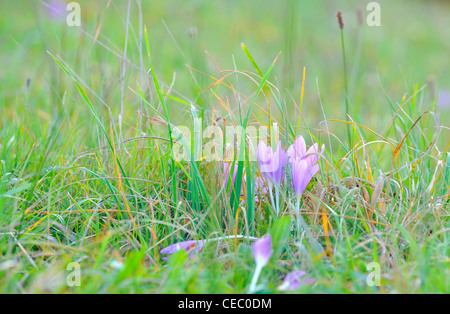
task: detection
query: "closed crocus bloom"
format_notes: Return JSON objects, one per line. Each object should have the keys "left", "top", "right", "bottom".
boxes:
{"left": 252, "top": 234, "right": 273, "bottom": 268}
{"left": 257, "top": 141, "right": 287, "bottom": 187}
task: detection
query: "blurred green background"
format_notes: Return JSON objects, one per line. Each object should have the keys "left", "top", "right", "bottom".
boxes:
{"left": 0, "top": 0, "right": 449, "bottom": 140}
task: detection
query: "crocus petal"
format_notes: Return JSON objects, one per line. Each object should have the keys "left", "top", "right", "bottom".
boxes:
{"left": 304, "top": 143, "right": 325, "bottom": 168}
{"left": 252, "top": 235, "right": 273, "bottom": 268}
{"left": 288, "top": 137, "right": 324, "bottom": 167}
{"left": 278, "top": 143, "right": 288, "bottom": 182}
{"left": 257, "top": 141, "right": 273, "bottom": 180}
{"left": 304, "top": 143, "right": 319, "bottom": 167}
{"left": 257, "top": 141, "right": 287, "bottom": 187}
{"left": 291, "top": 159, "right": 308, "bottom": 196}
{"left": 287, "top": 136, "right": 307, "bottom": 162}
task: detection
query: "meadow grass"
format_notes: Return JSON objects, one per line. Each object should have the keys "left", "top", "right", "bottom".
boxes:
{"left": 0, "top": 0, "right": 449, "bottom": 293}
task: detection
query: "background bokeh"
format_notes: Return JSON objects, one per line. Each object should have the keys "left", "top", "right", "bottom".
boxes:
{"left": 1, "top": 0, "right": 449, "bottom": 131}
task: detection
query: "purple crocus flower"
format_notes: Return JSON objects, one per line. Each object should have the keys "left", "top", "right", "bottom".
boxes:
{"left": 249, "top": 234, "right": 274, "bottom": 293}
{"left": 288, "top": 136, "right": 324, "bottom": 197}
{"left": 278, "top": 270, "right": 315, "bottom": 291}
{"left": 45, "top": 0, "right": 66, "bottom": 20}
{"left": 257, "top": 141, "right": 287, "bottom": 187}
{"left": 160, "top": 240, "right": 204, "bottom": 260}
{"left": 252, "top": 234, "right": 273, "bottom": 268}
{"left": 437, "top": 90, "right": 450, "bottom": 109}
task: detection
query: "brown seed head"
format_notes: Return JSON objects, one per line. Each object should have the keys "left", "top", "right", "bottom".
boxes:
{"left": 336, "top": 11, "right": 344, "bottom": 29}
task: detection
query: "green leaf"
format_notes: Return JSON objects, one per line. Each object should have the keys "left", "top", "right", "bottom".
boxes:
{"left": 270, "top": 216, "right": 291, "bottom": 260}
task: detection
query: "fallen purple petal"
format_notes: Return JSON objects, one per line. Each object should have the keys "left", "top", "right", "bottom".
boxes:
{"left": 278, "top": 270, "right": 315, "bottom": 291}
{"left": 160, "top": 240, "right": 204, "bottom": 260}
